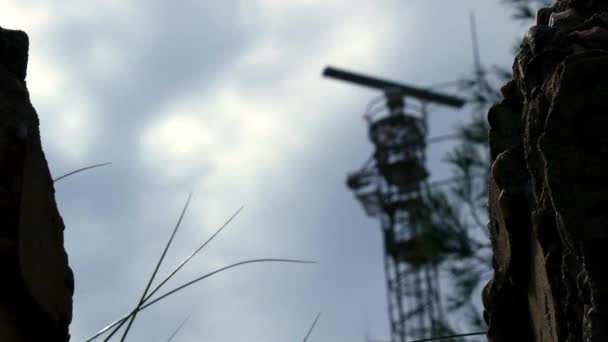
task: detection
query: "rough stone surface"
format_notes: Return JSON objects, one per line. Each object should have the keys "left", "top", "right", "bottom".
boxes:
{"left": 484, "top": 1, "right": 608, "bottom": 341}
{"left": 0, "top": 26, "right": 73, "bottom": 341}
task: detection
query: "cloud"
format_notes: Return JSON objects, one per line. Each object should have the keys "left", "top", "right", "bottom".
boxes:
{"left": 0, "top": 2, "right": 53, "bottom": 33}
{"left": 2, "top": 0, "right": 527, "bottom": 340}
{"left": 140, "top": 111, "right": 213, "bottom": 180}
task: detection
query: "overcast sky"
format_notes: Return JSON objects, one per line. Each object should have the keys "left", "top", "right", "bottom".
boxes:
{"left": 3, "top": 1, "right": 530, "bottom": 341}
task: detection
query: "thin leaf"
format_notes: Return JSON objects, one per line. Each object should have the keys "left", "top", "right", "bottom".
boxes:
{"left": 166, "top": 315, "right": 191, "bottom": 342}
{"left": 406, "top": 331, "right": 486, "bottom": 342}
{"left": 143, "top": 206, "right": 244, "bottom": 304}
{"left": 109, "top": 192, "right": 193, "bottom": 342}
{"left": 53, "top": 162, "right": 111, "bottom": 183}
{"left": 303, "top": 312, "right": 321, "bottom": 342}
{"left": 426, "top": 134, "right": 461, "bottom": 145}
{"left": 88, "top": 205, "right": 243, "bottom": 342}
{"left": 87, "top": 258, "right": 315, "bottom": 341}
{"left": 141, "top": 259, "right": 316, "bottom": 312}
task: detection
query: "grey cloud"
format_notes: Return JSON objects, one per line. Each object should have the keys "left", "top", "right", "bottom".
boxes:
{"left": 9, "top": 0, "right": 530, "bottom": 340}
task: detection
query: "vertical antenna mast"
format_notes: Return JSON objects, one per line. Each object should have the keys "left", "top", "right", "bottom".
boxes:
{"left": 469, "top": 11, "right": 483, "bottom": 79}
{"left": 468, "top": 11, "right": 499, "bottom": 105}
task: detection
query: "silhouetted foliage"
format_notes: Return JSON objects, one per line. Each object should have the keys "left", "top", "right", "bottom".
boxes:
{"left": 412, "top": 0, "right": 552, "bottom": 336}
{"left": 503, "top": 0, "right": 554, "bottom": 21}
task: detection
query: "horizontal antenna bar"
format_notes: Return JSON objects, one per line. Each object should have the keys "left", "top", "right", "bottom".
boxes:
{"left": 322, "top": 66, "right": 466, "bottom": 108}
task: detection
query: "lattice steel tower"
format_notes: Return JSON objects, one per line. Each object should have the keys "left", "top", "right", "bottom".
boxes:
{"left": 323, "top": 67, "right": 465, "bottom": 342}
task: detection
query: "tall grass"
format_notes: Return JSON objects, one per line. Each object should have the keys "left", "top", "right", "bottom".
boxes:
{"left": 55, "top": 164, "right": 317, "bottom": 341}
{"left": 56, "top": 164, "right": 491, "bottom": 341}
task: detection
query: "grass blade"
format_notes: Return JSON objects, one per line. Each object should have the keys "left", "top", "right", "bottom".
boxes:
{"left": 53, "top": 162, "right": 111, "bottom": 183}
{"left": 142, "top": 206, "right": 244, "bottom": 304}
{"left": 89, "top": 259, "right": 315, "bottom": 341}
{"left": 166, "top": 315, "right": 191, "bottom": 342}
{"left": 364, "top": 330, "right": 488, "bottom": 342}
{"left": 109, "top": 192, "right": 193, "bottom": 342}
{"left": 86, "top": 314, "right": 130, "bottom": 342}
{"left": 140, "top": 258, "right": 316, "bottom": 312}
{"left": 406, "top": 331, "right": 486, "bottom": 342}
{"left": 302, "top": 312, "right": 321, "bottom": 342}
{"left": 88, "top": 205, "right": 242, "bottom": 342}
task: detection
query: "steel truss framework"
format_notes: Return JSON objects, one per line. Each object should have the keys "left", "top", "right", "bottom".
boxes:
{"left": 347, "top": 94, "right": 447, "bottom": 341}
{"left": 324, "top": 66, "right": 464, "bottom": 342}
